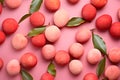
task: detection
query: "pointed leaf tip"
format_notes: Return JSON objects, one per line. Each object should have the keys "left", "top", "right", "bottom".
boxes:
{"left": 47, "top": 62, "right": 56, "bottom": 77}
{"left": 66, "top": 17, "right": 86, "bottom": 27}
{"left": 20, "top": 69, "right": 33, "bottom": 80}
{"left": 92, "top": 33, "right": 107, "bottom": 55}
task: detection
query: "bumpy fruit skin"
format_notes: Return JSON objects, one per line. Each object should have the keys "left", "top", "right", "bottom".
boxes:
{"left": 0, "top": 31, "right": 6, "bottom": 45}
{"left": 96, "top": 14, "right": 112, "bottom": 31}
{"left": 12, "top": 34, "right": 28, "bottom": 50}
{"left": 54, "top": 9, "right": 69, "bottom": 27}
{"left": 2, "top": 18, "right": 18, "bottom": 34}
{"left": 109, "top": 22, "right": 120, "bottom": 39}
{"left": 108, "top": 48, "right": 120, "bottom": 63}
{"left": 20, "top": 52, "right": 37, "bottom": 69}
{"left": 0, "top": 3, "right": 2, "bottom": 14}
{"left": 76, "top": 28, "right": 91, "bottom": 43}
{"left": 105, "top": 65, "right": 120, "bottom": 80}
{"left": 30, "top": 12, "right": 45, "bottom": 27}
{"left": 55, "top": 50, "right": 70, "bottom": 66}
{"left": 6, "top": 59, "right": 21, "bottom": 76}
{"left": 82, "top": 4, "right": 97, "bottom": 22}
{"left": 83, "top": 73, "right": 98, "bottom": 80}
{"left": 5, "top": 0, "right": 22, "bottom": 9}
{"left": 0, "top": 58, "right": 3, "bottom": 70}
{"left": 69, "top": 60, "right": 83, "bottom": 75}
{"left": 91, "top": 0, "right": 108, "bottom": 9}
{"left": 42, "top": 44, "right": 56, "bottom": 60}
{"left": 44, "top": 0, "right": 60, "bottom": 12}
{"left": 40, "top": 73, "right": 54, "bottom": 80}
{"left": 31, "top": 34, "right": 46, "bottom": 47}
{"left": 45, "top": 25, "right": 61, "bottom": 42}
{"left": 87, "top": 49, "right": 102, "bottom": 64}
{"left": 69, "top": 43, "right": 84, "bottom": 59}
{"left": 67, "top": 0, "right": 80, "bottom": 4}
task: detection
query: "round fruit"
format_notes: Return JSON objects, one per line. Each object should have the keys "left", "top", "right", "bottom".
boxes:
{"left": 54, "top": 9, "right": 69, "bottom": 28}
{"left": 2, "top": 18, "right": 18, "bottom": 34}
{"left": 44, "top": 0, "right": 60, "bottom": 12}
{"left": 42, "top": 44, "right": 56, "bottom": 60}
{"left": 12, "top": 33, "right": 28, "bottom": 50}
{"left": 30, "top": 12, "right": 45, "bottom": 27}
{"left": 91, "top": 0, "right": 108, "bottom": 9}
{"left": 69, "top": 60, "right": 83, "bottom": 75}
{"left": 31, "top": 34, "right": 46, "bottom": 47}
{"left": 40, "top": 73, "right": 54, "bottom": 80}
{"left": 69, "top": 43, "right": 84, "bottom": 59}
{"left": 108, "top": 47, "right": 120, "bottom": 63}
{"left": 76, "top": 28, "right": 91, "bottom": 43}
{"left": 83, "top": 73, "right": 98, "bottom": 80}
{"left": 20, "top": 52, "right": 37, "bottom": 69}
{"left": 0, "top": 31, "right": 6, "bottom": 45}
{"left": 96, "top": 14, "right": 112, "bottom": 31}
{"left": 87, "top": 49, "right": 101, "bottom": 64}
{"left": 105, "top": 65, "right": 120, "bottom": 80}
{"left": 55, "top": 50, "right": 70, "bottom": 66}
{"left": 5, "top": 0, "right": 22, "bottom": 9}
{"left": 45, "top": 25, "right": 61, "bottom": 42}
{"left": 6, "top": 59, "right": 20, "bottom": 76}
{"left": 109, "top": 22, "right": 120, "bottom": 39}
{"left": 82, "top": 4, "right": 97, "bottom": 21}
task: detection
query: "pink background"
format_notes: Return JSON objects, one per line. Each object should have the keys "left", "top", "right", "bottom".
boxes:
{"left": 0, "top": 0, "right": 120, "bottom": 80}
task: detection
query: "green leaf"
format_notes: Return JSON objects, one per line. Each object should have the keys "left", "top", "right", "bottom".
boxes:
{"left": 28, "top": 27, "right": 45, "bottom": 37}
{"left": 20, "top": 69, "right": 33, "bottom": 80}
{"left": 0, "top": 0, "right": 4, "bottom": 5}
{"left": 29, "top": 0, "right": 43, "bottom": 14}
{"left": 47, "top": 62, "right": 56, "bottom": 77}
{"left": 96, "top": 57, "right": 106, "bottom": 78}
{"left": 92, "top": 32, "right": 107, "bottom": 55}
{"left": 19, "top": 14, "right": 31, "bottom": 24}
{"left": 66, "top": 17, "right": 86, "bottom": 27}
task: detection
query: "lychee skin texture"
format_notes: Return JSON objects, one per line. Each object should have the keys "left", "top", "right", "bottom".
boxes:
{"left": 20, "top": 52, "right": 37, "bottom": 69}
{"left": 0, "top": 58, "right": 4, "bottom": 70}
{"left": 0, "top": 31, "right": 6, "bottom": 45}
{"left": 2, "top": 18, "right": 18, "bottom": 34}
{"left": 30, "top": 12, "right": 45, "bottom": 27}
{"left": 12, "top": 34, "right": 28, "bottom": 50}
{"left": 45, "top": 25, "right": 61, "bottom": 42}
{"left": 82, "top": 4, "right": 97, "bottom": 22}
{"left": 69, "top": 43, "right": 84, "bottom": 59}
{"left": 83, "top": 73, "right": 98, "bottom": 80}
{"left": 31, "top": 34, "right": 46, "bottom": 47}
{"left": 91, "top": 0, "right": 108, "bottom": 9}
{"left": 67, "top": 0, "right": 80, "bottom": 4}
{"left": 0, "top": 3, "right": 2, "bottom": 14}
{"left": 6, "top": 59, "right": 21, "bottom": 76}
{"left": 5, "top": 0, "right": 22, "bottom": 9}
{"left": 108, "top": 48, "right": 120, "bottom": 63}
{"left": 69, "top": 60, "right": 83, "bottom": 75}
{"left": 44, "top": 0, "right": 60, "bottom": 12}
{"left": 54, "top": 9, "right": 69, "bottom": 28}
{"left": 109, "top": 22, "right": 120, "bottom": 39}
{"left": 105, "top": 65, "right": 120, "bottom": 80}
{"left": 96, "top": 14, "right": 112, "bottom": 31}
{"left": 40, "top": 73, "right": 54, "bottom": 80}
{"left": 87, "top": 49, "right": 101, "bottom": 64}
{"left": 76, "top": 28, "right": 91, "bottom": 43}
{"left": 42, "top": 44, "right": 56, "bottom": 60}
{"left": 55, "top": 50, "right": 70, "bottom": 66}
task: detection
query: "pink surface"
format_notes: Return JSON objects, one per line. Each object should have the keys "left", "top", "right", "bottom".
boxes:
{"left": 0, "top": 0, "right": 120, "bottom": 80}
